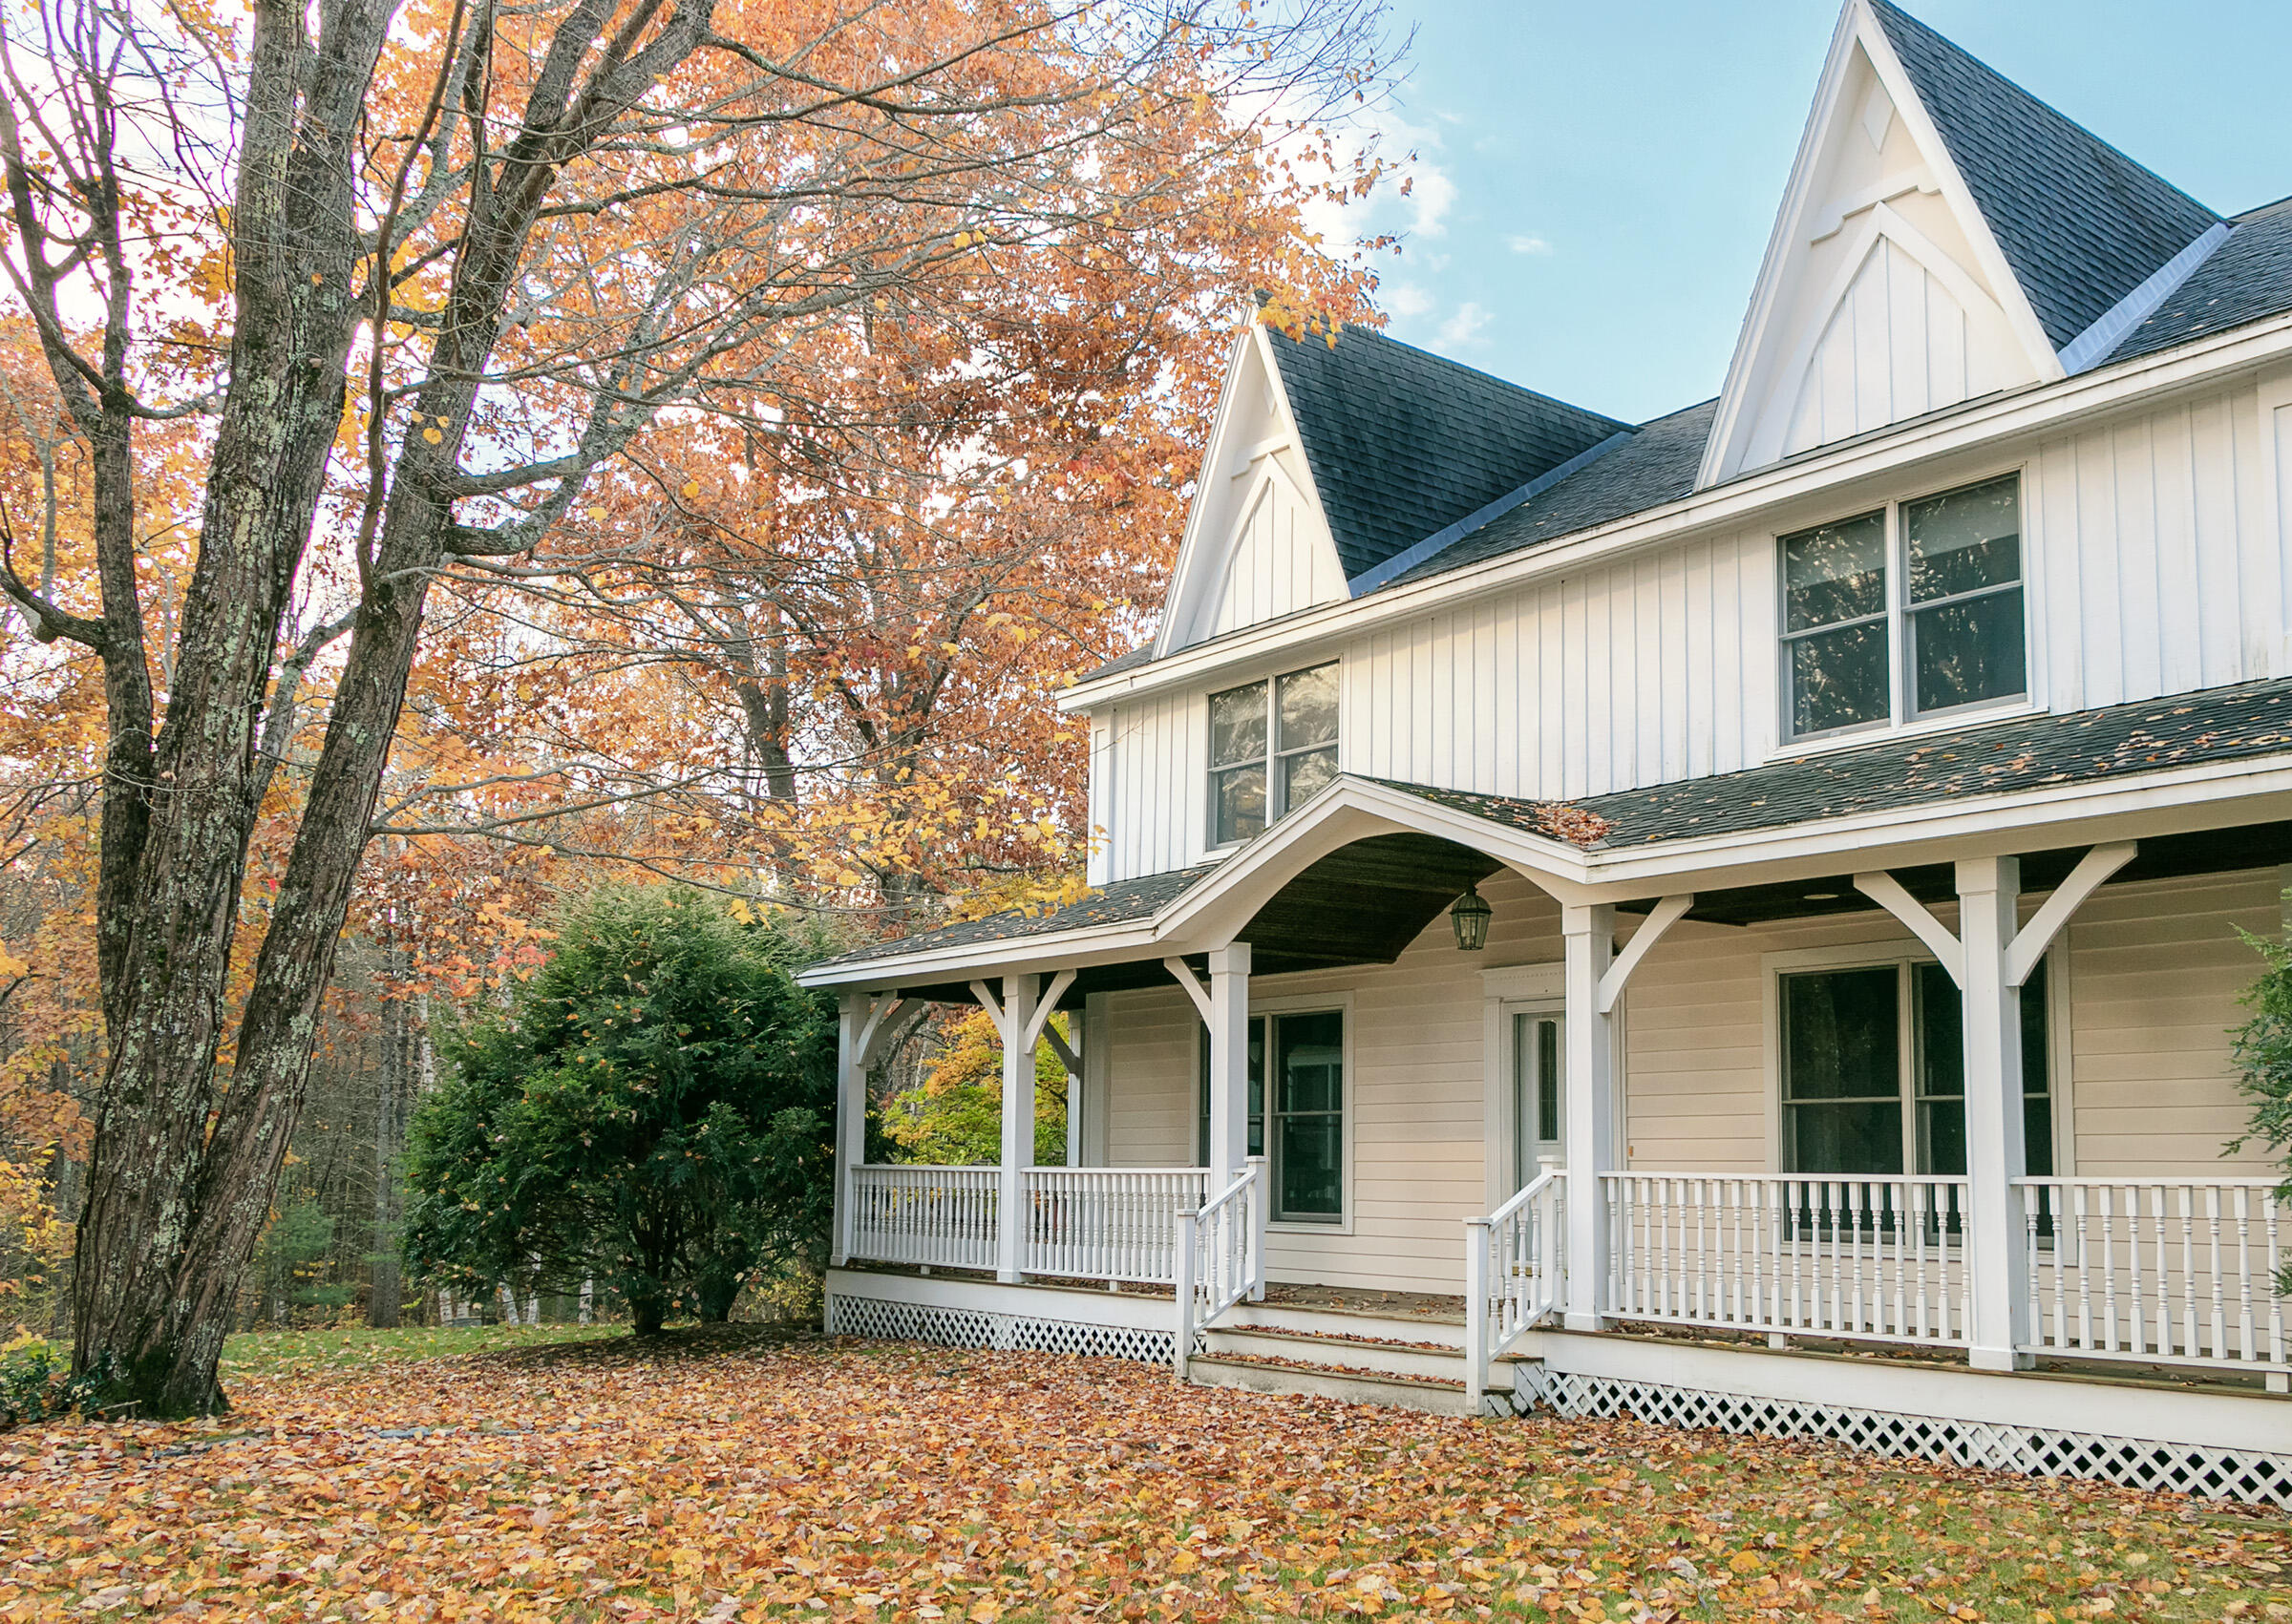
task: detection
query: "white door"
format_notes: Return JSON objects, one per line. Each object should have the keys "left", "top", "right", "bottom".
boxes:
{"left": 1510, "top": 1007, "right": 1565, "bottom": 1190}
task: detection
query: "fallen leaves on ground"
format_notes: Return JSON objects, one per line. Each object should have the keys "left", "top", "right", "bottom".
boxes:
{"left": 1, "top": 1326, "right": 2284, "bottom": 1621}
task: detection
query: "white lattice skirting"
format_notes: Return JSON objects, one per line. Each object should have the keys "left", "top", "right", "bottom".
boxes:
{"left": 828, "top": 1293, "right": 1178, "bottom": 1364}
{"left": 1521, "top": 1368, "right": 2292, "bottom": 1507}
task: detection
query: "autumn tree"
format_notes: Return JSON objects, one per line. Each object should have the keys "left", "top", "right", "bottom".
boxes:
{"left": 0, "top": 0, "right": 1393, "bottom": 1412}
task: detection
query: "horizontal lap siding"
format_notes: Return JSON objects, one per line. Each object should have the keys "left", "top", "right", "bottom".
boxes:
{"left": 2064, "top": 870, "right": 2281, "bottom": 1176}
{"left": 1098, "top": 870, "right": 2283, "bottom": 1289}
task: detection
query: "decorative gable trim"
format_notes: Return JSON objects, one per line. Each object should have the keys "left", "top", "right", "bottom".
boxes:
{"left": 1154, "top": 324, "right": 1343, "bottom": 658}
{"left": 1696, "top": 0, "right": 2063, "bottom": 491}
{"left": 2057, "top": 222, "right": 2233, "bottom": 376}
{"left": 1738, "top": 200, "right": 2025, "bottom": 474}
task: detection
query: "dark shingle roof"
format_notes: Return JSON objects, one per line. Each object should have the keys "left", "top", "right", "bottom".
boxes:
{"left": 1870, "top": 0, "right": 2218, "bottom": 351}
{"left": 1264, "top": 324, "right": 1627, "bottom": 581}
{"left": 811, "top": 864, "right": 1217, "bottom": 971}
{"left": 2105, "top": 196, "right": 2292, "bottom": 366}
{"left": 813, "top": 681, "right": 2292, "bottom": 973}
{"left": 1572, "top": 677, "right": 2292, "bottom": 847}
{"left": 1380, "top": 399, "right": 1719, "bottom": 590}
{"left": 1077, "top": 644, "right": 1157, "bottom": 684}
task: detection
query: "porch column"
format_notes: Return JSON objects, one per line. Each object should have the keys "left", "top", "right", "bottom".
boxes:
{"left": 996, "top": 973, "right": 1041, "bottom": 1283}
{"left": 830, "top": 992, "right": 868, "bottom": 1268}
{"left": 1958, "top": 856, "right": 2032, "bottom": 1371}
{"left": 1206, "top": 942, "right": 1252, "bottom": 1191}
{"left": 1560, "top": 904, "right": 1616, "bottom": 1332}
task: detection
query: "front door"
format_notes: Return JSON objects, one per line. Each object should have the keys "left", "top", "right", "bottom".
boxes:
{"left": 1510, "top": 1008, "right": 1564, "bottom": 1190}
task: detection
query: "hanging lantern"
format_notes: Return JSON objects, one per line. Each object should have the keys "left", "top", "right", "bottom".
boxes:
{"left": 1450, "top": 884, "right": 1494, "bottom": 952}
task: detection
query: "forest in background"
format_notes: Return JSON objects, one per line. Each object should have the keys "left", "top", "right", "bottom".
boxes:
{"left": 0, "top": 0, "right": 1402, "bottom": 1340}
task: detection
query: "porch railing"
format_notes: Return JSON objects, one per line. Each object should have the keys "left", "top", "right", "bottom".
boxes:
{"left": 1022, "top": 1168, "right": 1209, "bottom": 1284}
{"left": 1605, "top": 1172, "right": 1973, "bottom": 1346}
{"left": 1174, "top": 1156, "right": 1265, "bottom": 1380}
{"left": 848, "top": 1165, "right": 999, "bottom": 1272}
{"left": 2015, "top": 1176, "right": 2290, "bottom": 1373}
{"left": 1464, "top": 1169, "right": 1565, "bottom": 1408}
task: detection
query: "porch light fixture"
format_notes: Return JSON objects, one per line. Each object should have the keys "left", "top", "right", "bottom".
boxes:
{"left": 1450, "top": 885, "right": 1494, "bottom": 952}
{"left": 1803, "top": 891, "right": 1840, "bottom": 901}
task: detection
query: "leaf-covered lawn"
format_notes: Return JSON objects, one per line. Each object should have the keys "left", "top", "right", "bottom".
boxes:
{"left": 2, "top": 1327, "right": 2285, "bottom": 1622}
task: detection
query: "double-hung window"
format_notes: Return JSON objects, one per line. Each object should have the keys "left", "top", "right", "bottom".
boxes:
{"left": 1781, "top": 473, "right": 2027, "bottom": 740}
{"left": 1778, "top": 957, "right": 2054, "bottom": 1181}
{"left": 1197, "top": 1008, "right": 1345, "bottom": 1223}
{"left": 1208, "top": 664, "right": 1338, "bottom": 846}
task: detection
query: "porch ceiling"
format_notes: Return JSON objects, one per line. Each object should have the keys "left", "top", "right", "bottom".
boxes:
{"left": 893, "top": 832, "right": 1499, "bottom": 1007}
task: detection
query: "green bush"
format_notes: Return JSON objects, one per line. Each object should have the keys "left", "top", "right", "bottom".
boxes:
{"left": 402, "top": 887, "right": 837, "bottom": 1334}
{"left": 1, "top": 1338, "right": 121, "bottom": 1429}
{"left": 2230, "top": 922, "right": 2292, "bottom": 1291}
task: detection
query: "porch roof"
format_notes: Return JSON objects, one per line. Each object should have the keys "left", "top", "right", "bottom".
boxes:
{"left": 1415, "top": 673, "right": 2292, "bottom": 850}
{"left": 798, "top": 677, "right": 2292, "bottom": 991}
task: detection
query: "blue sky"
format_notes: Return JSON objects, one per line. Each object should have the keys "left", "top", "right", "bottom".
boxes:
{"left": 1340, "top": 0, "right": 2292, "bottom": 424}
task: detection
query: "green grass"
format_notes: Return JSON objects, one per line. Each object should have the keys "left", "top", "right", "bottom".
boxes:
{"left": 218, "top": 1320, "right": 623, "bottom": 1378}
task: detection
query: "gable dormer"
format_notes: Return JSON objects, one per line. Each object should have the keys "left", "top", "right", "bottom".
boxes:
{"left": 1158, "top": 321, "right": 1630, "bottom": 654}
{"left": 1696, "top": 0, "right": 2222, "bottom": 489}
{"left": 1156, "top": 325, "right": 1344, "bottom": 654}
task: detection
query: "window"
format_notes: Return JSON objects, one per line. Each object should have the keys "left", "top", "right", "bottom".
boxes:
{"left": 1778, "top": 958, "right": 2053, "bottom": 1179}
{"left": 1780, "top": 474, "right": 2027, "bottom": 740}
{"left": 1197, "top": 1008, "right": 1344, "bottom": 1223}
{"left": 1511, "top": 1011, "right": 1563, "bottom": 1190}
{"left": 1208, "top": 664, "right": 1338, "bottom": 845}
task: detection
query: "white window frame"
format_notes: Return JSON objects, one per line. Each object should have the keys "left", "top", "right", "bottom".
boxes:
{"left": 1775, "top": 466, "right": 2038, "bottom": 749}
{"left": 1759, "top": 936, "right": 2070, "bottom": 1180}
{"left": 1204, "top": 661, "right": 1339, "bottom": 851}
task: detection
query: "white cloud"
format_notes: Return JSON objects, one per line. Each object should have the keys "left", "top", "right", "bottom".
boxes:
{"left": 1288, "top": 99, "right": 1458, "bottom": 254}
{"left": 1383, "top": 283, "right": 1433, "bottom": 320}
{"left": 1507, "top": 234, "right": 1555, "bottom": 257}
{"left": 1437, "top": 302, "right": 1493, "bottom": 348}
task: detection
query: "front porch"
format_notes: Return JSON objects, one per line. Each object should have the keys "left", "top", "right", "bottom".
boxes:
{"left": 807, "top": 771, "right": 2292, "bottom": 1503}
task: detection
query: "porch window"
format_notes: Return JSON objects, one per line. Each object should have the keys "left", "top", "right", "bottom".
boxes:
{"left": 1208, "top": 663, "right": 1338, "bottom": 846}
{"left": 1197, "top": 1008, "right": 1344, "bottom": 1222}
{"left": 1779, "top": 474, "right": 2026, "bottom": 741}
{"left": 1778, "top": 958, "right": 2052, "bottom": 1178}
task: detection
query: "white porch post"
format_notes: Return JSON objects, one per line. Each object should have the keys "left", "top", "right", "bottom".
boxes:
{"left": 996, "top": 973, "right": 1041, "bottom": 1284}
{"left": 1206, "top": 942, "right": 1252, "bottom": 1191}
{"left": 1561, "top": 904, "right": 1616, "bottom": 1332}
{"left": 1958, "top": 856, "right": 2032, "bottom": 1371}
{"left": 830, "top": 992, "right": 868, "bottom": 1268}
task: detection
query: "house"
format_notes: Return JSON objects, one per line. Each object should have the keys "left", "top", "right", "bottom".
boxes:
{"left": 796, "top": 0, "right": 2292, "bottom": 1503}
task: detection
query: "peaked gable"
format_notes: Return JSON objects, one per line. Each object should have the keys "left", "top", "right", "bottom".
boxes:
{"left": 1155, "top": 325, "right": 1350, "bottom": 655}
{"left": 1696, "top": 1, "right": 2223, "bottom": 489}
{"left": 1869, "top": 0, "right": 2218, "bottom": 352}
{"left": 1263, "top": 324, "right": 1626, "bottom": 582}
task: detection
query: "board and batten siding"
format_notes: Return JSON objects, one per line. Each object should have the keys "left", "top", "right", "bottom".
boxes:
{"left": 1209, "top": 475, "right": 1347, "bottom": 641}
{"left": 1090, "top": 868, "right": 2279, "bottom": 1294}
{"left": 1090, "top": 375, "right": 2292, "bottom": 885}
{"left": 1780, "top": 236, "right": 2006, "bottom": 461}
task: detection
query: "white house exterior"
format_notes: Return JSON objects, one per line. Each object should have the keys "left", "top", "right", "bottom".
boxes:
{"left": 798, "top": 0, "right": 2292, "bottom": 1503}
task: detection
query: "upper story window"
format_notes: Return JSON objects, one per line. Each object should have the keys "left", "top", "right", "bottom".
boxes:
{"left": 1780, "top": 473, "right": 2027, "bottom": 741}
{"left": 1208, "top": 663, "right": 1337, "bottom": 846}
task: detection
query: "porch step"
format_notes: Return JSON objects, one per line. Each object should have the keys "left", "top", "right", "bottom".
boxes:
{"left": 1201, "top": 1324, "right": 1475, "bottom": 1382}
{"left": 1184, "top": 1353, "right": 1504, "bottom": 1417}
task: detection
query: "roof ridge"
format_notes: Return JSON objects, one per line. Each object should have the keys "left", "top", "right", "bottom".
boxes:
{"left": 1868, "top": 0, "right": 2218, "bottom": 348}
{"left": 1870, "top": 0, "right": 2216, "bottom": 225}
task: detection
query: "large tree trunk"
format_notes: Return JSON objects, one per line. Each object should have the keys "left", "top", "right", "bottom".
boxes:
{"left": 65, "top": 0, "right": 716, "bottom": 1415}
{"left": 66, "top": 0, "right": 396, "bottom": 1413}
